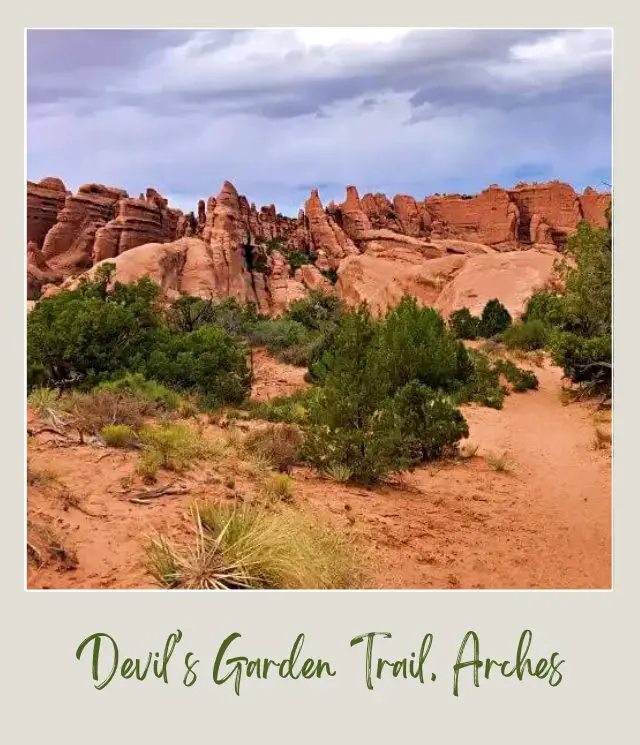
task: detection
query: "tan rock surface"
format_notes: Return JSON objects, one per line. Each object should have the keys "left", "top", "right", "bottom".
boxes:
{"left": 435, "top": 249, "right": 557, "bottom": 319}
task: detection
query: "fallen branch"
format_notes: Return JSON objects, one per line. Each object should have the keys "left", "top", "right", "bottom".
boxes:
{"left": 27, "top": 541, "right": 43, "bottom": 566}
{"left": 128, "top": 482, "right": 189, "bottom": 504}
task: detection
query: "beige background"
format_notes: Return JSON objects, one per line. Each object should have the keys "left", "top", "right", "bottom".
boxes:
{"left": 4, "top": 4, "right": 637, "bottom": 742}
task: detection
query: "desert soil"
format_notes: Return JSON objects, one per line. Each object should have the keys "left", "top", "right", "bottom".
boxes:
{"left": 26, "top": 351, "right": 611, "bottom": 590}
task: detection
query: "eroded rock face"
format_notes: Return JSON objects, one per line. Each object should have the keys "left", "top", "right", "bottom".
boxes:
{"left": 304, "top": 189, "right": 358, "bottom": 262}
{"left": 27, "top": 178, "right": 69, "bottom": 248}
{"left": 425, "top": 186, "right": 519, "bottom": 250}
{"left": 508, "top": 181, "right": 583, "bottom": 247}
{"left": 579, "top": 187, "right": 611, "bottom": 228}
{"left": 27, "top": 178, "right": 610, "bottom": 316}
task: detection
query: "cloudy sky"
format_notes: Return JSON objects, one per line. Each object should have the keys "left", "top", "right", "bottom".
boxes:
{"left": 27, "top": 28, "right": 612, "bottom": 216}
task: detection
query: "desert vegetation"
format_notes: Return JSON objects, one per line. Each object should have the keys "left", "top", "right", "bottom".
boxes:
{"left": 448, "top": 207, "right": 612, "bottom": 401}
{"left": 26, "top": 211, "right": 612, "bottom": 589}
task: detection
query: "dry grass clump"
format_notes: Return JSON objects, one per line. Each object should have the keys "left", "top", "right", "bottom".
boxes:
{"left": 28, "top": 387, "right": 61, "bottom": 415}
{"left": 486, "top": 451, "right": 514, "bottom": 473}
{"left": 146, "top": 501, "right": 364, "bottom": 590}
{"left": 243, "top": 424, "right": 303, "bottom": 473}
{"left": 592, "top": 425, "right": 612, "bottom": 450}
{"left": 60, "top": 390, "right": 148, "bottom": 440}
{"left": 261, "top": 473, "right": 295, "bottom": 503}
{"left": 459, "top": 443, "right": 479, "bottom": 460}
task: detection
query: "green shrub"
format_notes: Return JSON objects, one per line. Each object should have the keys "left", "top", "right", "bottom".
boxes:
{"left": 376, "top": 297, "right": 461, "bottom": 392}
{"left": 494, "top": 359, "right": 539, "bottom": 392}
{"left": 522, "top": 290, "right": 565, "bottom": 327}
{"left": 452, "top": 350, "right": 506, "bottom": 410}
{"left": 27, "top": 273, "right": 161, "bottom": 390}
{"left": 549, "top": 331, "right": 611, "bottom": 388}
{"left": 285, "top": 251, "right": 314, "bottom": 274}
{"left": 392, "top": 381, "right": 469, "bottom": 463}
{"left": 98, "top": 373, "right": 180, "bottom": 410}
{"left": 138, "top": 326, "right": 251, "bottom": 408}
{"left": 247, "top": 319, "right": 312, "bottom": 355}
{"left": 502, "top": 319, "right": 548, "bottom": 351}
{"left": 247, "top": 388, "right": 319, "bottom": 424}
{"left": 139, "top": 424, "right": 213, "bottom": 472}
{"left": 302, "top": 304, "right": 409, "bottom": 482}
{"left": 479, "top": 299, "right": 512, "bottom": 338}
{"left": 449, "top": 308, "right": 481, "bottom": 340}
{"left": 286, "top": 292, "right": 343, "bottom": 331}
{"left": 101, "top": 424, "right": 137, "bottom": 448}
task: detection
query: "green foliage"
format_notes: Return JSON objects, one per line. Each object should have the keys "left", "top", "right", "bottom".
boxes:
{"left": 480, "top": 299, "right": 512, "bottom": 338}
{"left": 27, "top": 273, "right": 161, "bottom": 390}
{"left": 136, "top": 326, "right": 251, "bottom": 409}
{"left": 548, "top": 219, "right": 612, "bottom": 391}
{"left": 320, "top": 268, "right": 339, "bottom": 285}
{"left": 377, "top": 297, "right": 460, "bottom": 392}
{"left": 449, "top": 307, "right": 481, "bottom": 340}
{"left": 549, "top": 331, "right": 611, "bottom": 387}
{"left": 522, "top": 290, "right": 565, "bottom": 327}
{"left": 248, "top": 318, "right": 313, "bottom": 356}
{"left": 501, "top": 319, "right": 549, "bottom": 351}
{"left": 286, "top": 291, "right": 343, "bottom": 331}
{"left": 98, "top": 373, "right": 180, "bottom": 411}
{"left": 247, "top": 388, "right": 319, "bottom": 424}
{"left": 286, "top": 251, "right": 314, "bottom": 273}
{"left": 139, "top": 424, "right": 213, "bottom": 472}
{"left": 392, "top": 381, "right": 469, "bottom": 463}
{"left": 494, "top": 359, "right": 539, "bottom": 392}
{"left": 100, "top": 424, "right": 137, "bottom": 448}
{"left": 451, "top": 349, "right": 506, "bottom": 410}
{"left": 302, "top": 301, "right": 471, "bottom": 482}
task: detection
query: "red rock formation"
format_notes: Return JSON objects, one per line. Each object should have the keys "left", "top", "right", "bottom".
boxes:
{"left": 93, "top": 192, "right": 182, "bottom": 262}
{"left": 392, "top": 195, "right": 431, "bottom": 237}
{"left": 27, "top": 241, "right": 62, "bottom": 299}
{"left": 579, "top": 187, "right": 611, "bottom": 228}
{"left": 425, "top": 185, "right": 519, "bottom": 249}
{"left": 40, "top": 184, "right": 127, "bottom": 272}
{"left": 529, "top": 214, "right": 554, "bottom": 246}
{"left": 361, "top": 193, "right": 397, "bottom": 230}
{"left": 337, "top": 186, "right": 372, "bottom": 239}
{"left": 27, "top": 177, "right": 68, "bottom": 248}
{"left": 303, "top": 189, "right": 358, "bottom": 264}
{"left": 508, "top": 181, "right": 582, "bottom": 246}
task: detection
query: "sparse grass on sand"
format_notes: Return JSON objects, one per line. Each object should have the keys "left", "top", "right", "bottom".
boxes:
{"left": 459, "top": 443, "right": 479, "bottom": 460}
{"left": 486, "top": 452, "right": 514, "bottom": 473}
{"left": 28, "top": 387, "right": 60, "bottom": 416}
{"left": 138, "top": 423, "right": 215, "bottom": 473}
{"left": 261, "top": 473, "right": 294, "bottom": 503}
{"left": 243, "top": 423, "right": 304, "bottom": 473}
{"left": 146, "top": 501, "right": 365, "bottom": 590}
{"left": 592, "top": 425, "right": 612, "bottom": 450}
